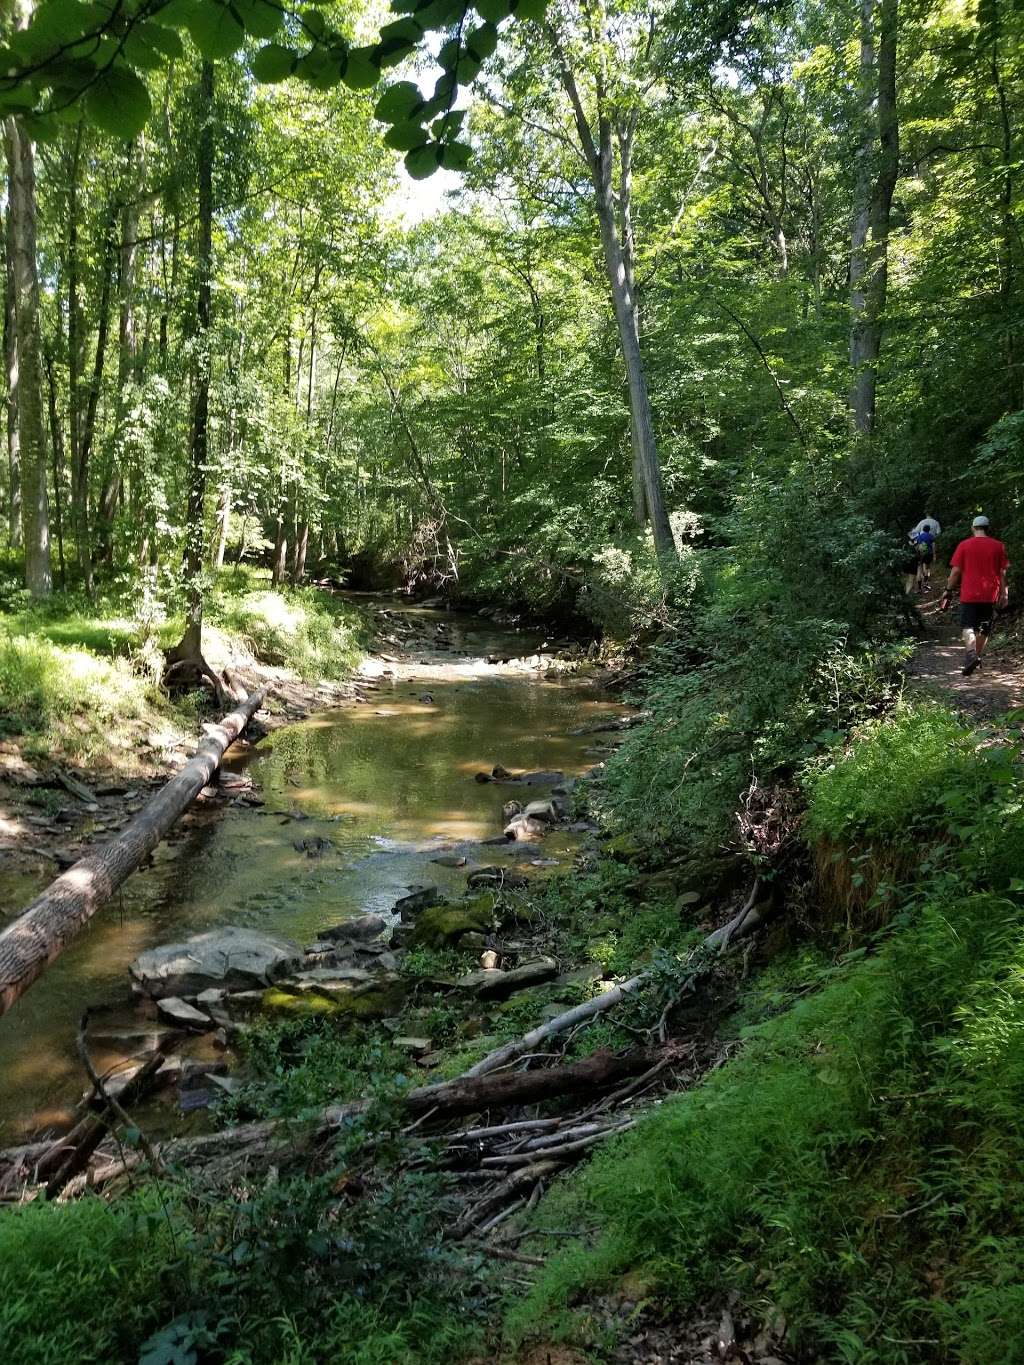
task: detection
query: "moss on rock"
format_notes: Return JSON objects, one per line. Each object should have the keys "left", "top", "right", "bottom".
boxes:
{"left": 410, "top": 895, "right": 498, "bottom": 948}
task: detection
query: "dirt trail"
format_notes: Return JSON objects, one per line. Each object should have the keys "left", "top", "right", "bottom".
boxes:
{"left": 906, "top": 585, "right": 1024, "bottom": 719}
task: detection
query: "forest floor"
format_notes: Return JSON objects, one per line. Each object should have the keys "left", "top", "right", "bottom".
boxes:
{"left": 906, "top": 582, "right": 1024, "bottom": 718}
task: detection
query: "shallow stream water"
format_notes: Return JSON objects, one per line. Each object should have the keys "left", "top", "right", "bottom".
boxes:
{"left": 0, "top": 602, "right": 623, "bottom": 1142}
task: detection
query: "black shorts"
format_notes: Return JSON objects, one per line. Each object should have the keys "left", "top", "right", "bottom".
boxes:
{"left": 917, "top": 548, "right": 934, "bottom": 566}
{"left": 961, "top": 602, "right": 996, "bottom": 634}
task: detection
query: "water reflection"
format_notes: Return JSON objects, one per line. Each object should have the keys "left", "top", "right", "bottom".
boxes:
{"left": 0, "top": 649, "right": 622, "bottom": 1140}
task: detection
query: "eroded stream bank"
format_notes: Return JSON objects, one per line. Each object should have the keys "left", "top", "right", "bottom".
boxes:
{"left": 0, "top": 600, "right": 625, "bottom": 1142}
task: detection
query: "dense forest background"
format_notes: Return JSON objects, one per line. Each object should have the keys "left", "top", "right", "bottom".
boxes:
{"left": 2, "top": 0, "right": 1021, "bottom": 629}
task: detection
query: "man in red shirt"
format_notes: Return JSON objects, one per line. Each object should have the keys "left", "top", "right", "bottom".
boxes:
{"left": 940, "top": 516, "right": 1010, "bottom": 676}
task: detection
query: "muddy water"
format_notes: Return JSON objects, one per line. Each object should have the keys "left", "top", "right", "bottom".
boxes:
{"left": 0, "top": 605, "right": 622, "bottom": 1142}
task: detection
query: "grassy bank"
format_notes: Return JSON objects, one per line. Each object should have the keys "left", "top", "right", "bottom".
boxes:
{"left": 0, "top": 561, "right": 366, "bottom": 767}
{"left": 505, "top": 701, "right": 1024, "bottom": 1362}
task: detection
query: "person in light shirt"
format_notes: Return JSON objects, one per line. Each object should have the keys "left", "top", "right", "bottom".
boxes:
{"left": 940, "top": 516, "right": 1010, "bottom": 676}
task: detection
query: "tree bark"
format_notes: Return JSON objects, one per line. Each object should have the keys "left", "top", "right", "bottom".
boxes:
{"left": 5, "top": 115, "right": 50, "bottom": 595}
{"left": 553, "top": 45, "right": 674, "bottom": 561}
{"left": 0, "top": 685, "right": 267, "bottom": 1018}
{"left": 849, "top": 0, "right": 900, "bottom": 435}
{"left": 167, "top": 62, "right": 214, "bottom": 668}
{"left": 4, "top": 203, "right": 20, "bottom": 548}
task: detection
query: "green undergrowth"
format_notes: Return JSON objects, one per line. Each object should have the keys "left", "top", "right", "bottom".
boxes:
{"left": 0, "top": 564, "right": 364, "bottom": 763}
{"left": 506, "top": 699, "right": 1024, "bottom": 1363}
{"left": 0, "top": 1176, "right": 483, "bottom": 1365}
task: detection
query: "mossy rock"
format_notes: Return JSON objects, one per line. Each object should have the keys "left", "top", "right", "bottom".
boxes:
{"left": 604, "top": 833, "right": 646, "bottom": 863}
{"left": 410, "top": 894, "right": 498, "bottom": 948}
{"left": 261, "top": 980, "right": 406, "bottom": 1020}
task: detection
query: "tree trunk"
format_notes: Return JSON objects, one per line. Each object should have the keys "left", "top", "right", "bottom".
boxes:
{"left": 43, "top": 347, "right": 66, "bottom": 587}
{"left": 75, "top": 199, "right": 117, "bottom": 592}
{"left": 848, "top": 0, "right": 900, "bottom": 435}
{"left": 0, "top": 685, "right": 267, "bottom": 1018}
{"left": 5, "top": 116, "right": 50, "bottom": 596}
{"left": 292, "top": 519, "right": 309, "bottom": 583}
{"left": 4, "top": 204, "right": 20, "bottom": 549}
{"left": 271, "top": 511, "right": 287, "bottom": 585}
{"left": 555, "top": 53, "right": 674, "bottom": 561}
{"left": 167, "top": 62, "right": 215, "bottom": 669}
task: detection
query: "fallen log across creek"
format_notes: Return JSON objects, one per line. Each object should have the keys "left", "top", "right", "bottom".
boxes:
{"left": 0, "top": 686, "right": 268, "bottom": 1018}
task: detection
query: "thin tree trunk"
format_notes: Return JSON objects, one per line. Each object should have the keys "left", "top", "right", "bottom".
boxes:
{"left": 167, "top": 62, "right": 214, "bottom": 668}
{"left": 5, "top": 116, "right": 50, "bottom": 596}
{"left": 849, "top": 0, "right": 900, "bottom": 435}
{"left": 75, "top": 200, "right": 117, "bottom": 592}
{"left": 271, "top": 511, "right": 287, "bottom": 585}
{"left": 4, "top": 205, "right": 20, "bottom": 549}
{"left": 292, "top": 520, "right": 309, "bottom": 583}
{"left": 43, "top": 348, "right": 66, "bottom": 587}
{"left": 66, "top": 122, "right": 87, "bottom": 584}
{"left": 554, "top": 49, "right": 674, "bottom": 560}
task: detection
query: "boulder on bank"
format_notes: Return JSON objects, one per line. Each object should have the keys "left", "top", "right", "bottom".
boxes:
{"left": 410, "top": 894, "right": 498, "bottom": 948}
{"left": 130, "top": 926, "right": 300, "bottom": 999}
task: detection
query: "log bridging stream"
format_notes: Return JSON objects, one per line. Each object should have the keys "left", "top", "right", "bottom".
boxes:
{"left": 0, "top": 687, "right": 268, "bottom": 1018}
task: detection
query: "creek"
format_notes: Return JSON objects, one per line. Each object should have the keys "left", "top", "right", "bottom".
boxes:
{"left": 0, "top": 600, "right": 624, "bottom": 1143}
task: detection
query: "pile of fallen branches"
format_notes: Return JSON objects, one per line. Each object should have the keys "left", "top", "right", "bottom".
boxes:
{"left": 411, "top": 1042, "right": 698, "bottom": 1242}
{"left": 0, "top": 883, "right": 769, "bottom": 1215}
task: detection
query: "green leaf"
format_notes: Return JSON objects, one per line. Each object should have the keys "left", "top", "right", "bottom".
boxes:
{"left": 250, "top": 42, "right": 296, "bottom": 82}
{"left": 431, "top": 108, "right": 465, "bottom": 138}
{"left": 414, "top": 0, "right": 466, "bottom": 21}
{"left": 437, "top": 36, "right": 460, "bottom": 70}
{"left": 405, "top": 142, "right": 441, "bottom": 179}
{"left": 233, "top": 0, "right": 283, "bottom": 39}
{"left": 139, "top": 22, "right": 185, "bottom": 60}
{"left": 511, "top": 0, "right": 548, "bottom": 17}
{"left": 85, "top": 65, "right": 151, "bottom": 138}
{"left": 374, "top": 80, "right": 424, "bottom": 123}
{"left": 384, "top": 122, "right": 429, "bottom": 151}
{"left": 475, "top": 0, "right": 513, "bottom": 19}
{"left": 124, "top": 27, "right": 170, "bottom": 71}
{"left": 379, "top": 16, "right": 424, "bottom": 44}
{"left": 0, "top": 82, "right": 42, "bottom": 112}
{"left": 438, "top": 140, "right": 471, "bottom": 171}
{"left": 456, "top": 51, "right": 482, "bottom": 82}
{"left": 295, "top": 46, "right": 343, "bottom": 89}
{"left": 466, "top": 21, "right": 498, "bottom": 59}
{"left": 185, "top": 0, "right": 245, "bottom": 59}
{"left": 340, "top": 45, "right": 381, "bottom": 89}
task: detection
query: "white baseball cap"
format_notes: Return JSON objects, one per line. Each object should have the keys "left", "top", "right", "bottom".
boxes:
{"left": 972, "top": 515, "right": 990, "bottom": 528}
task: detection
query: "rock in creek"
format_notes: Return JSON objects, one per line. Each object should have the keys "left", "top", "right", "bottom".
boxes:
{"left": 293, "top": 835, "right": 332, "bottom": 857}
{"left": 522, "top": 798, "right": 560, "bottom": 823}
{"left": 393, "top": 885, "right": 439, "bottom": 916}
{"left": 318, "top": 912, "right": 389, "bottom": 942}
{"left": 431, "top": 854, "right": 468, "bottom": 868}
{"left": 467, "top": 866, "right": 529, "bottom": 891}
{"left": 130, "top": 926, "right": 301, "bottom": 999}
{"left": 503, "top": 814, "right": 549, "bottom": 842}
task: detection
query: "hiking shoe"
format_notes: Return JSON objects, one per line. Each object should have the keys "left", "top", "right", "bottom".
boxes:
{"left": 962, "top": 654, "right": 981, "bottom": 677}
